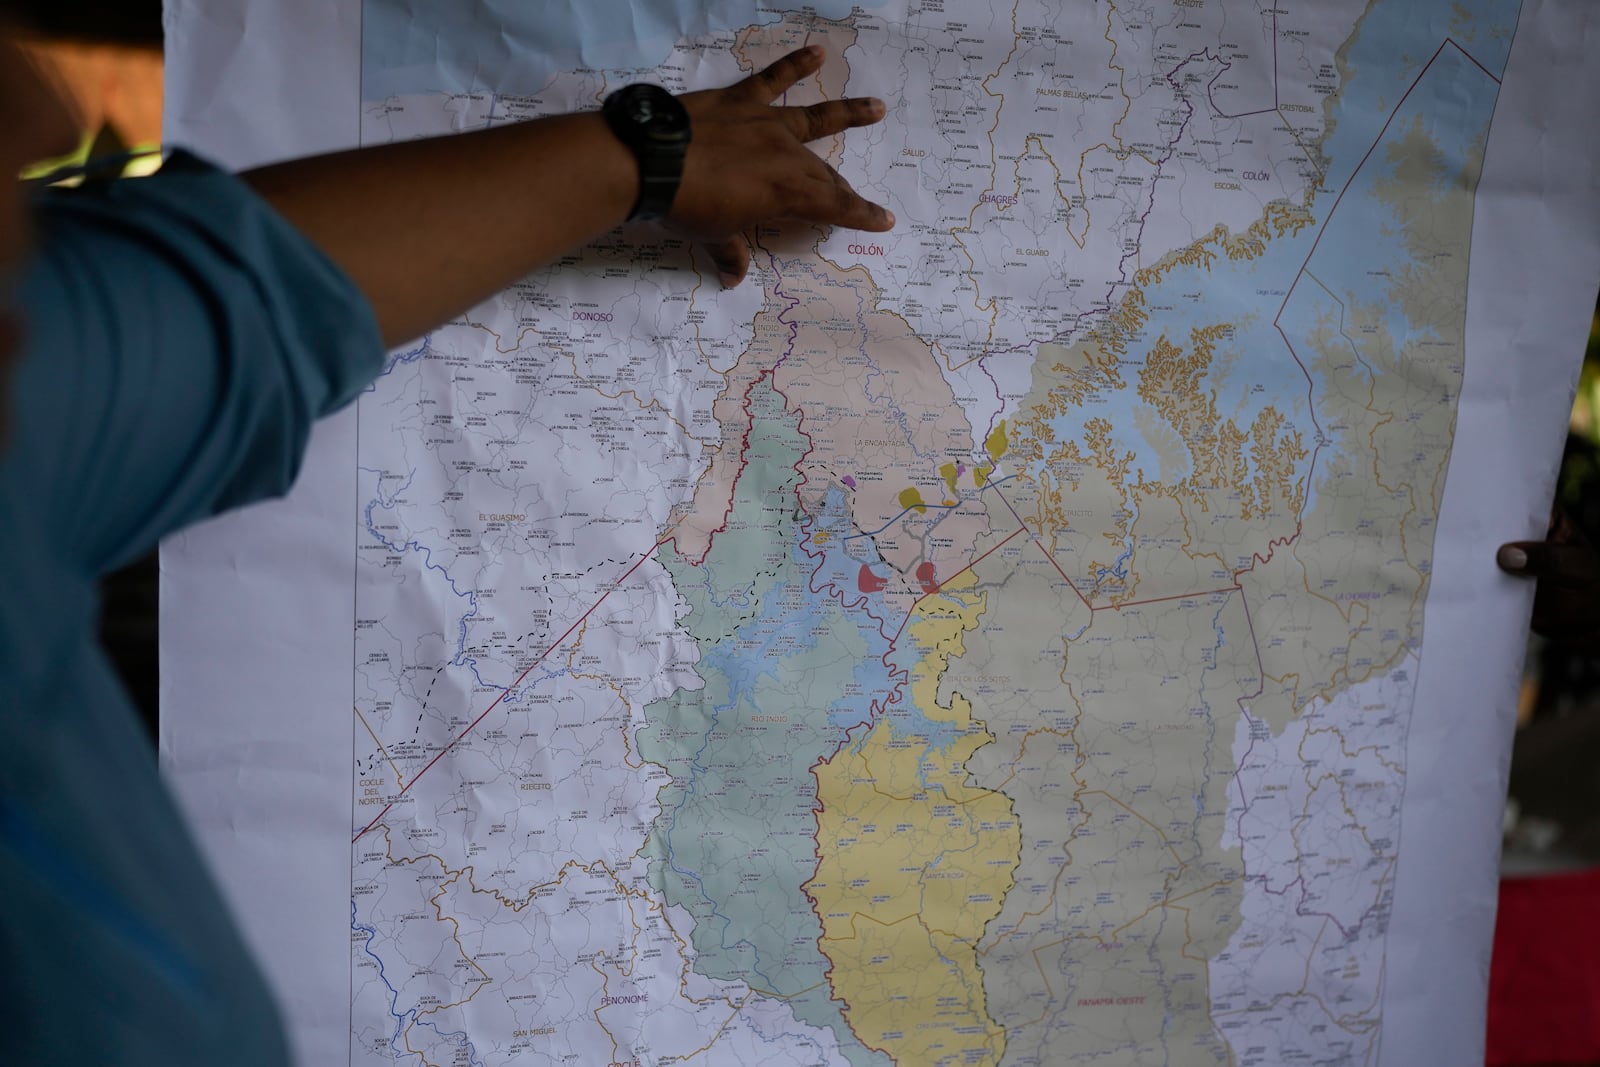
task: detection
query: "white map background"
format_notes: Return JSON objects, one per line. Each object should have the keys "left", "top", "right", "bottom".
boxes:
{"left": 159, "top": 1, "right": 1600, "bottom": 1065}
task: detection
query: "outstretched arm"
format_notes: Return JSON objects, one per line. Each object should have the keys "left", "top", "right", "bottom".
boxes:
{"left": 242, "top": 45, "right": 892, "bottom": 347}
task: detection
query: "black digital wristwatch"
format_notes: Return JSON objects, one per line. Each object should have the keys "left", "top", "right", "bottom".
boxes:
{"left": 600, "top": 83, "right": 692, "bottom": 222}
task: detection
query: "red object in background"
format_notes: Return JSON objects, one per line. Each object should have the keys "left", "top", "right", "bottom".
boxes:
{"left": 916, "top": 561, "right": 940, "bottom": 594}
{"left": 1487, "top": 867, "right": 1600, "bottom": 1065}
{"left": 857, "top": 565, "right": 887, "bottom": 594}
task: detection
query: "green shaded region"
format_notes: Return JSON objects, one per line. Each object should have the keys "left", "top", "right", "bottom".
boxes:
{"left": 640, "top": 378, "right": 891, "bottom": 1067}
{"left": 939, "top": 462, "right": 961, "bottom": 495}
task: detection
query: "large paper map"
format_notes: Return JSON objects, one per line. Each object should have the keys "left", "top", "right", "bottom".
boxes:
{"left": 158, "top": 0, "right": 1600, "bottom": 1064}
{"left": 346, "top": 1, "right": 1517, "bottom": 1063}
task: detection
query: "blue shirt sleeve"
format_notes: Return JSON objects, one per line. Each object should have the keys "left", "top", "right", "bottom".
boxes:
{"left": 5, "top": 150, "right": 385, "bottom": 575}
{"left": 0, "top": 150, "right": 384, "bottom": 1064}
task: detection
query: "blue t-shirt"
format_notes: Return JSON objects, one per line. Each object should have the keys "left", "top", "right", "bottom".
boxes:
{"left": 0, "top": 154, "right": 383, "bottom": 1064}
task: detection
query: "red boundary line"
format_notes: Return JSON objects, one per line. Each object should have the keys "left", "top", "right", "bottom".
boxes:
{"left": 352, "top": 541, "right": 665, "bottom": 843}
{"left": 1100, "top": 586, "right": 1241, "bottom": 611}
{"left": 889, "top": 528, "right": 1028, "bottom": 643}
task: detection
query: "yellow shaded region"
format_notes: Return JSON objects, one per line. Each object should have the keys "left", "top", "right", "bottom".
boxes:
{"left": 813, "top": 530, "right": 832, "bottom": 545}
{"left": 906, "top": 574, "right": 981, "bottom": 725}
{"left": 939, "top": 462, "right": 961, "bottom": 494}
{"left": 807, "top": 574, "right": 1018, "bottom": 1066}
{"left": 898, "top": 487, "right": 928, "bottom": 515}
{"left": 984, "top": 420, "right": 1009, "bottom": 465}
{"left": 972, "top": 465, "right": 989, "bottom": 488}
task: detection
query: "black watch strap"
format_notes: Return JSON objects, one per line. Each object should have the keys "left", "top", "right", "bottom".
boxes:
{"left": 601, "top": 84, "right": 692, "bottom": 223}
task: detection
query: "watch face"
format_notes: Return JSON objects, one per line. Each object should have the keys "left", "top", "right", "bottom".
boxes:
{"left": 624, "top": 85, "right": 689, "bottom": 140}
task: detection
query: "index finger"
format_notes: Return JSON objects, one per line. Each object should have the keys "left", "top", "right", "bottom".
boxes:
{"left": 782, "top": 96, "right": 888, "bottom": 143}
{"left": 741, "top": 44, "right": 826, "bottom": 104}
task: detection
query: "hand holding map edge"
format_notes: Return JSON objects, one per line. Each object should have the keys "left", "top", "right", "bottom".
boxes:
{"left": 1499, "top": 511, "right": 1600, "bottom": 649}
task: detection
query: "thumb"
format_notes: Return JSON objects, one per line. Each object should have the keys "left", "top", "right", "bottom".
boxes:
{"left": 1498, "top": 542, "right": 1541, "bottom": 575}
{"left": 1498, "top": 539, "right": 1600, "bottom": 584}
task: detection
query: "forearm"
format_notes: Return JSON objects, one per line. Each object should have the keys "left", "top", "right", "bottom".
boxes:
{"left": 243, "top": 111, "right": 636, "bottom": 347}
{"left": 241, "top": 47, "right": 892, "bottom": 350}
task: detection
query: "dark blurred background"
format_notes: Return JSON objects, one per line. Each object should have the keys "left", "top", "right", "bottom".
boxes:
{"left": 5, "top": 1, "right": 161, "bottom": 46}
{"left": 1504, "top": 313, "right": 1600, "bottom": 870}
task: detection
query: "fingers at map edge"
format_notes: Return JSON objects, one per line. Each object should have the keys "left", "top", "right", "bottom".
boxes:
{"left": 745, "top": 44, "right": 825, "bottom": 103}
{"left": 1498, "top": 542, "right": 1537, "bottom": 574}
{"left": 702, "top": 238, "right": 750, "bottom": 287}
{"left": 1497, "top": 540, "right": 1600, "bottom": 583}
